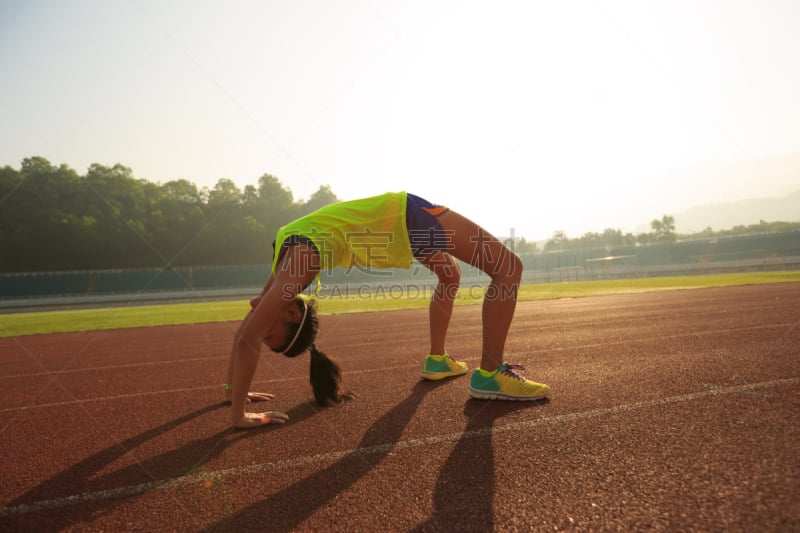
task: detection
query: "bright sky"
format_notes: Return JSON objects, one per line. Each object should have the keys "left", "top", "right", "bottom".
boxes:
{"left": 1, "top": 0, "right": 799, "bottom": 240}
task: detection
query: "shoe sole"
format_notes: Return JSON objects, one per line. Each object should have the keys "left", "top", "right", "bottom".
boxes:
{"left": 468, "top": 386, "right": 549, "bottom": 401}
{"left": 421, "top": 369, "right": 468, "bottom": 381}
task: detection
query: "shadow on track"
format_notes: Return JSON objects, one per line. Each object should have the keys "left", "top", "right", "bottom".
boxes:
{"left": 1, "top": 400, "right": 323, "bottom": 530}
{"left": 411, "top": 398, "right": 549, "bottom": 532}
{"left": 205, "top": 379, "right": 449, "bottom": 532}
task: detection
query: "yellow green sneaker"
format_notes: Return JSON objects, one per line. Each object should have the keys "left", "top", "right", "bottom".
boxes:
{"left": 468, "top": 363, "right": 549, "bottom": 400}
{"left": 421, "top": 353, "right": 468, "bottom": 380}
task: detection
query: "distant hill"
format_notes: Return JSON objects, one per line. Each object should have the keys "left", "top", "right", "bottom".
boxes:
{"left": 675, "top": 190, "right": 800, "bottom": 234}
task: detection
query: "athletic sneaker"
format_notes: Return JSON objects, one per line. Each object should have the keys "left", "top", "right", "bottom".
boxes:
{"left": 468, "top": 363, "right": 550, "bottom": 400}
{"left": 421, "top": 353, "right": 468, "bottom": 380}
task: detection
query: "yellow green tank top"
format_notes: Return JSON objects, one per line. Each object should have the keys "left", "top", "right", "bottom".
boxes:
{"left": 271, "top": 191, "right": 413, "bottom": 273}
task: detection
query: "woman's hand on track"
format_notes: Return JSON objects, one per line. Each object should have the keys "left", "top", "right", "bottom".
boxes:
{"left": 235, "top": 411, "right": 289, "bottom": 429}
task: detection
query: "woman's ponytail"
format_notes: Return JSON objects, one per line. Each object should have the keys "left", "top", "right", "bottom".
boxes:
{"left": 309, "top": 344, "right": 350, "bottom": 405}
{"left": 279, "top": 296, "right": 353, "bottom": 405}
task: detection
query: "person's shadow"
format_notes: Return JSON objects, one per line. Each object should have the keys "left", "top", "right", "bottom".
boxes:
{"left": 2, "top": 400, "right": 322, "bottom": 531}
{"left": 411, "top": 397, "right": 549, "bottom": 532}
{"left": 205, "top": 379, "right": 449, "bottom": 532}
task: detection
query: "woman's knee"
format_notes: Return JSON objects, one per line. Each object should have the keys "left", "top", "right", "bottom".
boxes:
{"left": 493, "top": 249, "right": 523, "bottom": 285}
{"left": 437, "top": 255, "right": 461, "bottom": 286}
{"left": 422, "top": 253, "right": 460, "bottom": 301}
{"left": 421, "top": 252, "right": 461, "bottom": 285}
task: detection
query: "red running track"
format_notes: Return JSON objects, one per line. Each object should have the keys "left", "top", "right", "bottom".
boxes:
{"left": 1, "top": 283, "right": 799, "bottom": 531}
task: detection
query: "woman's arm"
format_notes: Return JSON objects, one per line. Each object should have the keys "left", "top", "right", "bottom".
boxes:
{"left": 228, "top": 244, "right": 320, "bottom": 429}
{"left": 224, "top": 275, "right": 276, "bottom": 402}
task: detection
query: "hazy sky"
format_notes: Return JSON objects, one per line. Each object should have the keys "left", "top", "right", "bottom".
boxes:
{"left": 1, "top": 0, "right": 799, "bottom": 240}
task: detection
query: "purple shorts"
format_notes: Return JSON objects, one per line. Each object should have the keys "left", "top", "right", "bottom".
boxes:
{"left": 405, "top": 193, "right": 450, "bottom": 259}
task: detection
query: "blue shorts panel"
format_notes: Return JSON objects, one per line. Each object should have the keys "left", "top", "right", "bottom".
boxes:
{"left": 405, "top": 193, "right": 450, "bottom": 259}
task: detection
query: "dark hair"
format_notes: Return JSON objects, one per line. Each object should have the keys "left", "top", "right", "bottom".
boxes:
{"left": 279, "top": 297, "right": 351, "bottom": 406}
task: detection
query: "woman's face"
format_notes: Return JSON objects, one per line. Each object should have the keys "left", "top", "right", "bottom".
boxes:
{"left": 263, "top": 299, "right": 302, "bottom": 352}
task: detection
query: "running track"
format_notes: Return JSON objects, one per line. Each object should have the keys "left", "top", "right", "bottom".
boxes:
{"left": 1, "top": 283, "right": 798, "bottom": 531}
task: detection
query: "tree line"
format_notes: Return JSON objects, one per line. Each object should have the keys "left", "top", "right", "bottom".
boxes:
{"left": 521, "top": 216, "right": 800, "bottom": 255}
{"left": 528, "top": 215, "right": 678, "bottom": 254}
{"left": 2, "top": 157, "right": 797, "bottom": 272}
{"left": 0, "top": 157, "right": 339, "bottom": 272}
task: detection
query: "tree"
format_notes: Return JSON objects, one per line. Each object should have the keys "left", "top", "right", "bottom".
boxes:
{"left": 258, "top": 173, "right": 293, "bottom": 207}
{"left": 515, "top": 237, "right": 539, "bottom": 254}
{"left": 162, "top": 179, "right": 202, "bottom": 204}
{"left": 300, "top": 185, "right": 339, "bottom": 215}
{"left": 149, "top": 179, "right": 205, "bottom": 265}
{"left": 650, "top": 215, "right": 676, "bottom": 243}
{"left": 544, "top": 230, "right": 569, "bottom": 252}
{"left": 601, "top": 228, "right": 624, "bottom": 248}
{"left": 12, "top": 158, "right": 94, "bottom": 270}
{"left": 208, "top": 178, "right": 243, "bottom": 208}
{"left": 84, "top": 163, "right": 157, "bottom": 267}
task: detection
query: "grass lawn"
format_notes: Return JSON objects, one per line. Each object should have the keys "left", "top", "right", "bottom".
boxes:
{"left": 1, "top": 271, "right": 798, "bottom": 338}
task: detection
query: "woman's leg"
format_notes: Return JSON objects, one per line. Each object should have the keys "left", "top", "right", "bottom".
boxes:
{"left": 435, "top": 209, "right": 523, "bottom": 372}
{"left": 417, "top": 251, "right": 461, "bottom": 355}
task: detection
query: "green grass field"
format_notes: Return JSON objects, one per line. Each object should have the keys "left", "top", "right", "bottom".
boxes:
{"left": 1, "top": 271, "right": 798, "bottom": 338}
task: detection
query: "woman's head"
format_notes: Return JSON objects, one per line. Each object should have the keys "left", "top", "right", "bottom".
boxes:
{"left": 273, "top": 295, "right": 351, "bottom": 406}
{"left": 276, "top": 295, "right": 318, "bottom": 357}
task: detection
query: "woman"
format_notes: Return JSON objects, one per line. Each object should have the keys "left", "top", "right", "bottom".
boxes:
{"left": 223, "top": 192, "right": 549, "bottom": 429}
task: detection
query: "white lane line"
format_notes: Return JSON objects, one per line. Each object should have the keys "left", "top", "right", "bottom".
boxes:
{"left": 0, "top": 365, "right": 413, "bottom": 413}
{"left": 0, "top": 356, "right": 224, "bottom": 380}
{"left": 2, "top": 320, "right": 792, "bottom": 382}
{"left": 1, "top": 376, "right": 796, "bottom": 517}
{"left": 0, "top": 385, "right": 224, "bottom": 412}
{"left": 4, "top": 319, "right": 796, "bottom": 412}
